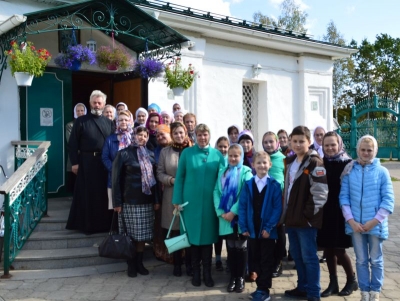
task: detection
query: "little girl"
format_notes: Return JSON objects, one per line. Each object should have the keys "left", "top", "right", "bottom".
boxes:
{"left": 213, "top": 144, "right": 253, "bottom": 293}
{"left": 213, "top": 136, "right": 230, "bottom": 270}
{"left": 340, "top": 135, "right": 394, "bottom": 301}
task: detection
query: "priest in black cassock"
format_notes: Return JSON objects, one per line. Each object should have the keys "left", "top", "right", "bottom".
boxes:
{"left": 66, "top": 90, "right": 115, "bottom": 234}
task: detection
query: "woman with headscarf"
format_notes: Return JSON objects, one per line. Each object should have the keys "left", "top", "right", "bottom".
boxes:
{"left": 66, "top": 103, "right": 87, "bottom": 191}
{"left": 317, "top": 131, "right": 358, "bottom": 297}
{"left": 238, "top": 130, "right": 256, "bottom": 175}
{"left": 112, "top": 126, "right": 160, "bottom": 278}
{"left": 161, "top": 110, "right": 174, "bottom": 126}
{"left": 103, "top": 104, "right": 116, "bottom": 121}
{"left": 145, "top": 112, "right": 164, "bottom": 151}
{"left": 157, "top": 122, "right": 193, "bottom": 276}
{"left": 102, "top": 110, "right": 134, "bottom": 210}
{"left": 115, "top": 102, "right": 128, "bottom": 115}
{"left": 310, "top": 126, "right": 326, "bottom": 158}
{"left": 134, "top": 107, "right": 148, "bottom": 128}
{"left": 227, "top": 124, "right": 242, "bottom": 145}
{"left": 214, "top": 144, "right": 253, "bottom": 293}
{"left": 172, "top": 124, "right": 225, "bottom": 287}
{"left": 174, "top": 110, "right": 185, "bottom": 123}
{"left": 148, "top": 103, "right": 161, "bottom": 114}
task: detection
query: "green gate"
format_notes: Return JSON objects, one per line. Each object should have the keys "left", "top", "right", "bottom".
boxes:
{"left": 337, "top": 95, "right": 400, "bottom": 159}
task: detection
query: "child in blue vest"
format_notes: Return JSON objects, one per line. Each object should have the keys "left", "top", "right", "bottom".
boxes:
{"left": 238, "top": 151, "right": 282, "bottom": 301}
{"left": 340, "top": 135, "right": 394, "bottom": 301}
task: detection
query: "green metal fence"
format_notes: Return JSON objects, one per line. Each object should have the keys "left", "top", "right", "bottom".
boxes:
{"left": 337, "top": 96, "right": 400, "bottom": 159}
{"left": 0, "top": 141, "right": 50, "bottom": 277}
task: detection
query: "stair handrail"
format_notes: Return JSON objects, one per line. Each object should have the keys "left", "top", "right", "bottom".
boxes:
{"left": 0, "top": 140, "right": 51, "bottom": 278}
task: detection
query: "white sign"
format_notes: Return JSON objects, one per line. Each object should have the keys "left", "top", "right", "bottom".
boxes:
{"left": 40, "top": 108, "right": 53, "bottom": 126}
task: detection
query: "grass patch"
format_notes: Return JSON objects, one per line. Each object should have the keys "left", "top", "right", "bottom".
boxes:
{"left": 391, "top": 177, "right": 399, "bottom": 182}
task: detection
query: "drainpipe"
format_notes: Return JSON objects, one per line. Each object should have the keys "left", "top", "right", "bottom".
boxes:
{"left": 0, "top": 15, "right": 27, "bottom": 35}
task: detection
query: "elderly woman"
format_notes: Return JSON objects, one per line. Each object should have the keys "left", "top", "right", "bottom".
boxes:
{"left": 103, "top": 104, "right": 116, "bottom": 121}
{"left": 102, "top": 110, "right": 134, "bottom": 210}
{"left": 148, "top": 103, "right": 161, "bottom": 114}
{"left": 112, "top": 126, "right": 160, "bottom": 278}
{"left": 174, "top": 110, "right": 184, "bottom": 123}
{"left": 161, "top": 110, "right": 174, "bottom": 126}
{"left": 115, "top": 102, "right": 128, "bottom": 115}
{"left": 157, "top": 122, "right": 193, "bottom": 277}
{"left": 310, "top": 126, "right": 326, "bottom": 158}
{"left": 66, "top": 103, "right": 87, "bottom": 192}
{"left": 172, "top": 124, "right": 225, "bottom": 287}
{"left": 134, "top": 107, "right": 148, "bottom": 128}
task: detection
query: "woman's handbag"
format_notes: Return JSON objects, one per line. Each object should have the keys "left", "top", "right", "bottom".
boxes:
{"left": 164, "top": 207, "right": 190, "bottom": 254}
{"left": 98, "top": 211, "right": 135, "bottom": 260}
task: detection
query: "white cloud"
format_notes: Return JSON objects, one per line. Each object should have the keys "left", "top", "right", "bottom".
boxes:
{"left": 346, "top": 5, "right": 356, "bottom": 14}
{"left": 168, "top": 0, "right": 232, "bottom": 16}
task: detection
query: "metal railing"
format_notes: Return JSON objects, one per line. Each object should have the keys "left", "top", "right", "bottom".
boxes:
{"left": 0, "top": 141, "right": 50, "bottom": 277}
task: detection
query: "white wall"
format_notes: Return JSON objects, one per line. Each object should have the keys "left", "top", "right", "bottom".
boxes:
{"left": 148, "top": 34, "right": 334, "bottom": 148}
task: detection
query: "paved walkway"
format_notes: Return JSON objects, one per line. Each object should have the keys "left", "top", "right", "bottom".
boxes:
{"left": 0, "top": 162, "right": 399, "bottom": 301}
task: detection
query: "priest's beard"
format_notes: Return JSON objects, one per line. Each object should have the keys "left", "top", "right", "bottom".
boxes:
{"left": 91, "top": 108, "right": 103, "bottom": 116}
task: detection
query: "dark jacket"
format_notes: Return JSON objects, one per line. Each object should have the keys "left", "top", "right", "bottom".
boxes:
{"left": 238, "top": 177, "right": 282, "bottom": 239}
{"left": 112, "top": 145, "right": 159, "bottom": 207}
{"left": 102, "top": 133, "right": 119, "bottom": 188}
{"left": 280, "top": 150, "right": 328, "bottom": 229}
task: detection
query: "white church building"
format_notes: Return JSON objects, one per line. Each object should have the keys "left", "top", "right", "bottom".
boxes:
{"left": 0, "top": 0, "right": 357, "bottom": 198}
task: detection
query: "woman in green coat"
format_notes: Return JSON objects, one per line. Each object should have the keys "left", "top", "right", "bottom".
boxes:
{"left": 213, "top": 144, "right": 253, "bottom": 293}
{"left": 173, "top": 124, "right": 225, "bottom": 288}
{"left": 262, "top": 131, "right": 286, "bottom": 278}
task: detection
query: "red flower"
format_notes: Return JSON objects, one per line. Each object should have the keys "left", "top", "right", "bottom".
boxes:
{"left": 8, "top": 50, "right": 12, "bottom": 54}
{"left": 190, "top": 70, "right": 194, "bottom": 74}
{"left": 31, "top": 46, "right": 36, "bottom": 50}
{"left": 10, "top": 41, "right": 16, "bottom": 46}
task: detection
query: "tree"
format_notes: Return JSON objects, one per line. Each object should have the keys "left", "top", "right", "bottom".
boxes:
{"left": 322, "top": 21, "right": 354, "bottom": 119}
{"left": 253, "top": 0, "right": 308, "bottom": 33}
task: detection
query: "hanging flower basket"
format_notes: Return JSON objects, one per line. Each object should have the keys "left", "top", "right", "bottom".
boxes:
{"left": 164, "top": 58, "right": 195, "bottom": 90}
{"left": 14, "top": 72, "right": 34, "bottom": 86}
{"left": 4, "top": 41, "right": 51, "bottom": 85}
{"left": 172, "top": 87, "right": 185, "bottom": 96}
{"left": 134, "top": 57, "right": 164, "bottom": 81}
{"left": 97, "top": 45, "right": 134, "bottom": 72}
{"left": 54, "top": 44, "right": 96, "bottom": 71}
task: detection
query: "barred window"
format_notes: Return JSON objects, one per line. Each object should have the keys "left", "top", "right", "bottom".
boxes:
{"left": 242, "top": 83, "right": 258, "bottom": 140}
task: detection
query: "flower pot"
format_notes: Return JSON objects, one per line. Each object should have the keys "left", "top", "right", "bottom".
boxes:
{"left": 172, "top": 87, "right": 185, "bottom": 96}
{"left": 14, "top": 72, "right": 34, "bottom": 87}
{"left": 70, "top": 59, "right": 81, "bottom": 71}
{"left": 107, "top": 64, "right": 119, "bottom": 72}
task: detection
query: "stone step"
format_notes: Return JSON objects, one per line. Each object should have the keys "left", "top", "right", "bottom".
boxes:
{"left": 24, "top": 230, "right": 106, "bottom": 250}
{"left": 12, "top": 246, "right": 124, "bottom": 270}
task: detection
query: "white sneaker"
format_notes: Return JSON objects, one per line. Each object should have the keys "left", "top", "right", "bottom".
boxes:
{"left": 370, "top": 291, "right": 379, "bottom": 301}
{"left": 361, "top": 291, "right": 370, "bottom": 301}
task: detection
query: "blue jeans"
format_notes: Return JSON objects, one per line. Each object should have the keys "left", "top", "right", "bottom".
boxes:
{"left": 351, "top": 232, "right": 384, "bottom": 292}
{"left": 287, "top": 227, "right": 320, "bottom": 298}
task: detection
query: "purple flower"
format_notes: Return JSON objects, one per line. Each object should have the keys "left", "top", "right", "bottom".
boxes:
{"left": 55, "top": 44, "right": 96, "bottom": 70}
{"left": 135, "top": 58, "right": 164, "bottom": 79}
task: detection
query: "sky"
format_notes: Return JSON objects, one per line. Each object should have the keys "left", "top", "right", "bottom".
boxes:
{"left": 167, "top": 0, "right": 400, "bottom": 45}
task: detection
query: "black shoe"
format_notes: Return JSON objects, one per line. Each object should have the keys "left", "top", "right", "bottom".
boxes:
{"left": 186, "top": 264, "right": 193, "bottom": 276}
{"left": 127, "top": 259, "right": 137, "bottom": 278}
{"left": 235, "top": 277, "right": 245, "bottom": 293}
{"left": 227, "top": 277, "right": 236, "bottom": 292}
{"left": 272, "top": 261, "right": 283, "bottom": 278}
{"left": 319, "top": 257, "right": 326, "bottom": 263}
{"left": 203, "top": 271, "right": 214, "bottom": 287}
{"left": 192, "top": 271, "right": 201, "bottom": 286}
{"left": 338, "top": 274, "right": 358, "bottom": 296}
{"left": 135, "top": 252, "right": 149, "bottom": 275}
{"left": 173, "top": 265, "right": 182, "bottom": 277}
{"left": 216, "top": 260, "right": 224, "bottom": 271}
{"left": 321, "top": 274, "right": 339, "bottom": 297}
{"left": 285, "top": 288, "right": 307, "bottom": 299}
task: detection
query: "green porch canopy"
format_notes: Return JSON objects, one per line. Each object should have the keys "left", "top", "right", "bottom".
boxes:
{"left": 23, "top": 0, "right": 188, "bottom": 54}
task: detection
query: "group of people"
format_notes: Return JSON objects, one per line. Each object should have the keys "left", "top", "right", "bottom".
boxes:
{"left": 65, "top": 90, "right": 394, "bottom": 301}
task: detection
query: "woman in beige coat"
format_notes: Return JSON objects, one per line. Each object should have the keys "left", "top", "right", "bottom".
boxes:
{"left": 157, "top": 122, "right": 193, "bottom": 277}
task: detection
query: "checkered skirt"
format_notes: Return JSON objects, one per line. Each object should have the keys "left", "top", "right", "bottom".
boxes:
{"left": 118, "top": 203, "right": 154, "bottom": 241}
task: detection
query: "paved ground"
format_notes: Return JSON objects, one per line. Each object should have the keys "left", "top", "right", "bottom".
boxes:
{"left": 0, "top": 161, "right": 399, "bottom": 301}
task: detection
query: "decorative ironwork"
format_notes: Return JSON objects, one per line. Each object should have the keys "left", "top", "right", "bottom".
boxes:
{"left": 25, "top": 1, "right": 183, "bottom": 56}
{"left": 337, "top": 96, "right": 400, "bottom": 159}
{"left": 242, "top": 83, "right": 259, "bottom": 144}
{"left": 0, "top": 22, "right": 27, "bottom": 85}
{"left": 16, "top": 146, "right": 36, "bottom": 160}
{"left": 0, "top": 142, "right": 49, "bottom": 277}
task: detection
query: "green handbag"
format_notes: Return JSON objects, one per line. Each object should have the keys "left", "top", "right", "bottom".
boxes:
{"left": 164, "top": 205, "right": 190, "bottom": 254}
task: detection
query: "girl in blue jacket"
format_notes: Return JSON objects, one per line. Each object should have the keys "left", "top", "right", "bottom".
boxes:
{"left": 340, "top": 135, "right": 394, "bottom": 301}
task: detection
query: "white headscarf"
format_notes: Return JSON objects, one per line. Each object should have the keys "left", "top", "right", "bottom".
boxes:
{"left": 116, "top": 102, "right": 128, "bottom": 111}
{"left": 74, "top": 103, "right": 87, "bottom": 119}
{"left": 135, "top": 107, "right": 149, "bottom": 126}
